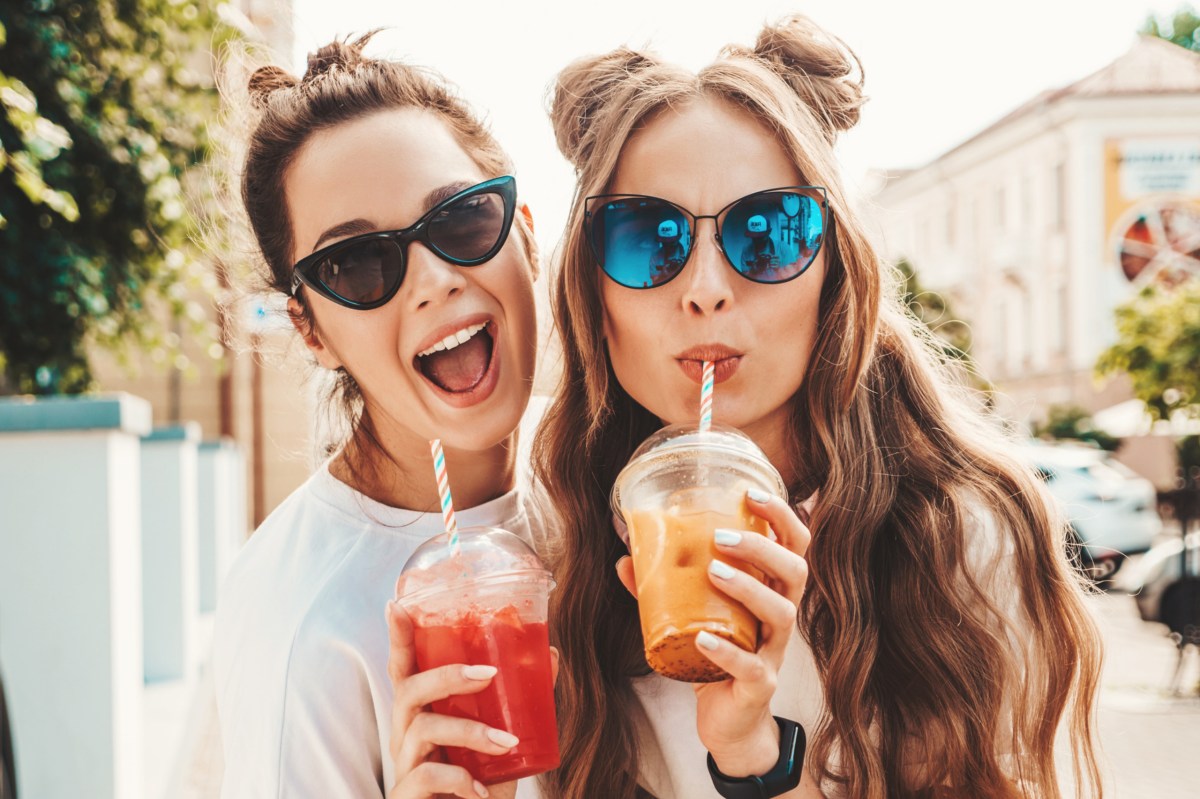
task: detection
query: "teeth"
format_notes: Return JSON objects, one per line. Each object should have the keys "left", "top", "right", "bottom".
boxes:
{"left": 417, "top": 323, "right": 487, "bottom": 358}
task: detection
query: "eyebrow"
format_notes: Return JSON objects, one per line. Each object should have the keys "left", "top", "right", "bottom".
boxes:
{"left": 309, "top": 180, "right": 477, "bottom": 253}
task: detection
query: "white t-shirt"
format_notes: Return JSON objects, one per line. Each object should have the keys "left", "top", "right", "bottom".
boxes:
{"left": 213, "top": 462, "right": 552, "bottom": 799}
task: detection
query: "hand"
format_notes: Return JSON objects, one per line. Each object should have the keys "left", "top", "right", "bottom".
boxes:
{"left": 616, "top": 489, "right": 811, "bottom": 778}
{"left": 385, "top": 601, "right": 560, "bottom": 799}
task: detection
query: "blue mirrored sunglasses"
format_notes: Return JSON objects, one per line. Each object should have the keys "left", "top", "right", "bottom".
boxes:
{"left": 585, "top": 186, "right": 829, "bottom": 289}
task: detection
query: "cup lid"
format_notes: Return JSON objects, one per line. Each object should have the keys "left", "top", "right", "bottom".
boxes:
{"left": 612, "top": 422, "right": 788, "bottom": 514}
{"left": 395, "top": 526, "right": 552, "bottom": 605}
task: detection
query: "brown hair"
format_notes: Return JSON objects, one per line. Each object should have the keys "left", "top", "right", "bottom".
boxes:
{"left": 536, "top": 15, "right": 1101, "bottom": 799}
{"left": 232, "top": 32, "right": 533, "bottom": 462}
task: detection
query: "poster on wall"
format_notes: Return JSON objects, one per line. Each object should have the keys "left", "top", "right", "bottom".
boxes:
{"left": 1104, "top": 137, "right": 1200, "bottom": 288}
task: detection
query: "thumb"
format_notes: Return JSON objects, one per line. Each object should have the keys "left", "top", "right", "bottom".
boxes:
{"left": 615, "top": 556, "right": 639, "bottom": 599}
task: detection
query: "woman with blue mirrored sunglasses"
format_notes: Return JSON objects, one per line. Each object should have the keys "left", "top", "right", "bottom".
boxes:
{"left": 537, "top": 12, "right": 1103, "bottom": 799}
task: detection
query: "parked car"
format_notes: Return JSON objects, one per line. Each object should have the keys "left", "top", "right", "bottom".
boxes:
{"left": 1019, "top": 441, "right": 1162, "bottom": 573}
{"left": 1125, "top": 534, "right": 1200, "bottom": 624}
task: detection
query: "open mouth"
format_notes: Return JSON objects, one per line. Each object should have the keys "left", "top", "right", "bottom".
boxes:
{"left": 415, "top": 320, "right": 497, "bottom": 395}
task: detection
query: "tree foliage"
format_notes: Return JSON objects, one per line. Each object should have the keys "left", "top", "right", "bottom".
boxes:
{"left": 1095, "top": 276, "right": 1200, "bottom": 420}
{"left": 0, "top": 1, "right": 234, "bottom": 394}
{"left": 1143, "top": 4, "right": 1200, "bottom": 51}
{"left": 1030, "top": 404, "right": 1121, "bottom": 452}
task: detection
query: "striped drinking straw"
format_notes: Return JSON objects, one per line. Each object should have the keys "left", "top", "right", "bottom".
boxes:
{"left": 699, "top": 360, "right": 715, "bottom": 433}
{"left": 429, "top": 439, "right": 459, "bottom": 553}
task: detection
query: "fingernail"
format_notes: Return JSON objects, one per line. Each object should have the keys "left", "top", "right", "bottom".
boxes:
{"left": 475, "top": 780, "right": 489, "bottom": 798}
{"left": 487, "top": 728, "right": 520, "bottom": 748}
{"left": 747, "top": 488, "right": 771, "bottom": 503}
{"left": 714, "top": 529, "right": 743, "bottom": 547}
{"left": 709, "top": 559, "right": 736, "bottom": 579}
{"left": 463, "top": 665, "right": 498, "bottom": 680}
{"left": 696, "top": 631, "right": 721, "bottom": 651}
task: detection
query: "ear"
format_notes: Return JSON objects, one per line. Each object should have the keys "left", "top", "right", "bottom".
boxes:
{"left": 287, "top": 297, "right": 343, "bottom": 370}
{"left": 519, "top": 202, "right": 535, "bottom": 236}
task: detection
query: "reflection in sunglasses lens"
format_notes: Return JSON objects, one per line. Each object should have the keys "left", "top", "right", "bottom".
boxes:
{"left": 597, "top": 198, "right": 692, "bottom": 288}
{"left": 721, "top": 192, "right": 823, "bottom": 282}
{"left": 428, "top": 191, "right": 507, "bottom": 262}
{"left": 317, "top": 239, "right": 402, "bottom": 304}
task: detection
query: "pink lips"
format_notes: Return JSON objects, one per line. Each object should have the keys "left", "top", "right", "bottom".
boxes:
{"left": 675, "top": 344, "right": 743, "bottom": 384}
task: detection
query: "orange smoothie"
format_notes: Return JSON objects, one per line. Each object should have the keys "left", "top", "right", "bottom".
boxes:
{"left": 626, "top": 490, "right": 769, "bottom": 682}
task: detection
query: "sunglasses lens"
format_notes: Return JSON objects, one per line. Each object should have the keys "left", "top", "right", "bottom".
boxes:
{"left": 592, "top": 198, "right": 691, "bottom": 288}
{"left": 721, "top": 191, "right": 824, "bottom": 282}
{"left": 428, "top": 189, "right": 509, "bottom": 263}
{"left": 315, "top": 239, "right": 404, "bottom": 305}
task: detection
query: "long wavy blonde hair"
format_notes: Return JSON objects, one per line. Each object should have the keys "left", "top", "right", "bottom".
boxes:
{"left": 533, "top": 15, "right": 1102, "bottom": 799}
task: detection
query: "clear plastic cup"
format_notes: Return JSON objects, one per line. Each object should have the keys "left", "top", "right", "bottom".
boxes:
{"left": 612, "top": 423, "right": 787, "bottom": 682}
{"left": 395, "top": 527, "right": 559, "bottom": 784}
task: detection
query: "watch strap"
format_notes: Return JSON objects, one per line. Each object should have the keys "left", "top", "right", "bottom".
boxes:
{"left": 707, "top": 716, "right": 806, "bottom": 799}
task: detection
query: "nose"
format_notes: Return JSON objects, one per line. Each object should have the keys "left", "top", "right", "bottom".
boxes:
{"left": 403, "top": 242, "right": 468, "bottom": 311}
{"left": 679, "top": 223, "right": 734, "bottom": 316}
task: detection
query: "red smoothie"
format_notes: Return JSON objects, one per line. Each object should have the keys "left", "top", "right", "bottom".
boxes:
{"left": 411, "top": 604, "right": 559, "bottom": 785}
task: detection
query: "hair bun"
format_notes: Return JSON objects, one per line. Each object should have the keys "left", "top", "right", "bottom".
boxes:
{"left": 549, "top": 48, "right": 658, "bottom": 168}
{"left": 247, "top": 65, "right": 299, "bottom": 109}
{"left": 303, "top": 30, "right": 380, "bottom": 82}
{"left": 748, "top": 15, "right": 866, "bottom": 142}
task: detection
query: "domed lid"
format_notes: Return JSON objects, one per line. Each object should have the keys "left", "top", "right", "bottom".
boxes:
{"left": 612, "top": 422, "right": 787, "bottom": 513}
{"left": 395, "top": 526, "right": 552, "bottom": 606}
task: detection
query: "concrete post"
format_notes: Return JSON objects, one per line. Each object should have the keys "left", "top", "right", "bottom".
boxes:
{"left": 141, "top": 424, "right": 201, "bottom": 684}
{"left": 0, "top": 393, "right": 150, "bottom": 799}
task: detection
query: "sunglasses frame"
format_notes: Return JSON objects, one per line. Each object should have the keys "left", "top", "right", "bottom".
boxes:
{"left": 584, "top": 185, "right": 830, "bottom": 289}
{"left": 290, "top": 175, "right": 517, "bottom": 310}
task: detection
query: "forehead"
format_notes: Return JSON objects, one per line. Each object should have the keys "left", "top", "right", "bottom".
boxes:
{"left": 609, "top": 96, "right": 803, "bottom": 205}
{"left": 285, "top": 108, "right": 486, "bottom": 254}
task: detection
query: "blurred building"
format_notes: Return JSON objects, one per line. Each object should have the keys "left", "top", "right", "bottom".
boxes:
{"left": 869, "top": 36, "right": 1200, "bottom": 485}
{"left": 94, "top": 0, "right": 309, "bottom": 532}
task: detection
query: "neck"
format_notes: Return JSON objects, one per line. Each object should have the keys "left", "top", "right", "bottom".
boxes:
{"left": 331, "top": 409, "right": 518, "bottom": 512}
{"left": 740, "top": 404, "right": 799, "bottom": 488}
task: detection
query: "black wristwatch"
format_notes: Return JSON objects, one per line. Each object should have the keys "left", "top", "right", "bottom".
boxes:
{"left": 707, "top": 716, "right": 805, "bottom": 799}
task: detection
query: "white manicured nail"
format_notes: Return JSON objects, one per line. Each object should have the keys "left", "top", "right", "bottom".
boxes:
{"left": 714, "top": 529, "right": 743, "bottom": 546}
{"left": 487, "top": 728, "right": 520, "bottom": 748}
{"left": 463, "top": 665, "right": 498, "bottom": 680}
{"left": 747, "top": 488, "right": 771, "bottom": 503}
{"left": 475, "top": 780, "right": 489, "bottom": 798}
{"left": 696, "top": 631, "right": 721, "bottom": 651}
{"left": 709, "top": 559, "right": 736, "bottom": 579}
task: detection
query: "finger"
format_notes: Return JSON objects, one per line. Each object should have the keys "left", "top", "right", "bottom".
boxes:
{"left": 744, "top": 490, "right": 811, "bottom": 556}
{"left": 693, "top": 631, "right": 776, "bottom": 703}
{"left": 550, "top": 645, "right": 560, "bottom": 686}
{"left": 391, "top": 663, "right": 497, "bottom": 753}
{"left": 713, "top": 529, "right": 809, "bottom": 603}
{"left": 707, "top": 559, "right": 798, "bottom": 664}
{"left": 387, "top": 600, "right": 417, "bottom": 687}
{"left": 615, "top": 556, "right": 638, "bottom": 598}
{"left": 395, "top": 713, "right": 519, "bottom": 775}
{"left": 390, "top": 760, "right": 490, "bottom": 799}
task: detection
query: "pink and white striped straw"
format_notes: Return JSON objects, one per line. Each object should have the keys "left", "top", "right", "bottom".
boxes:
{"left": 429, "top": 439, "right": 459, "bottom": 553}
{"left": 699, "top": 360, "right": 715, "bottom": 433}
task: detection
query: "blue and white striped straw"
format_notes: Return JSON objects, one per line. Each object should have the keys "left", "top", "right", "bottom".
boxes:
{"left": 429, "top": 439, "right": 459, "bottom": 553}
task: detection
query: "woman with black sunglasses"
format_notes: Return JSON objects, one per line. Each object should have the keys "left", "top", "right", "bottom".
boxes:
{"left": 531, "top": 14, "right": 1104, "bottom": 799}
{"left": 212, "top": 34, "right": 549, "bottom": 799}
